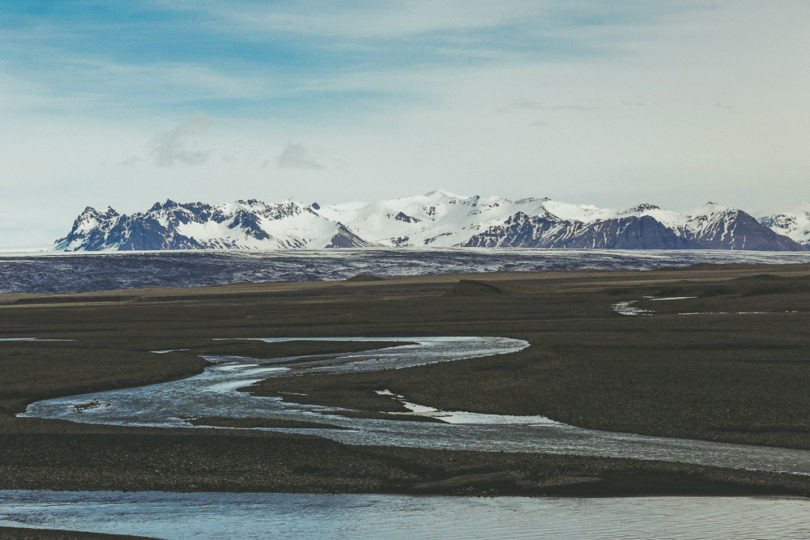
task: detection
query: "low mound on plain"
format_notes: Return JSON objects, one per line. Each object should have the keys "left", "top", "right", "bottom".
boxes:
{"left": 446, "top": 279, "right": 503, "bottom": 296}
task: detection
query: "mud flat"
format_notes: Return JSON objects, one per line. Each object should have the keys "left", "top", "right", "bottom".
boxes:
{"left": 1, "top": 263, "right": 810, "bottom": 497}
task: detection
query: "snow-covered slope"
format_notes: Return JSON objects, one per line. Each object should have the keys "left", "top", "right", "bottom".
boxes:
{"left": 760, "top": 205, "right": 810, "bottom": 248}
{"left": 322, "top": 192, "right": 801, "bottom": 250}
{"left": 54, "top": 191, "right": 806, "bottom": 252}
{"left": 318, "top": 189, "right": 555, "bottom": 247}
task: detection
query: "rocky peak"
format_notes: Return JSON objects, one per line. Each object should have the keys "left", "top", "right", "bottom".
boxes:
{"left": 627, "top": 203, "right": 661, "bottom": 213}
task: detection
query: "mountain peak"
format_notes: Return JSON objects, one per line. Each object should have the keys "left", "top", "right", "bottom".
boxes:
{"left": 691, "top": 201, "right": 734, "bottom": 215}
{"left": 627, "top": 203, "right": 661, "bottom": 213}
{"left": 148, "top": 199, "right": 180, "bottom": 212}
{"left": 422, "top": 188, "right": 465, "bottom": 199}
{"left": 78, "top": 206, "right": 119, "bottom": 218}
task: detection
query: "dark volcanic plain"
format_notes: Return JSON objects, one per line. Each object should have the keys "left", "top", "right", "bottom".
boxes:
{"left": 2, "top": 264, "right": 810, "bottom": 500}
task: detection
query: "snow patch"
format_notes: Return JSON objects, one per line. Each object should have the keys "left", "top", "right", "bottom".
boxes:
{"left": 375, "top": 390, "right": 562, "bottom": 425}
{"left": 611, "top": 300, "right": 653, "bottom": 316}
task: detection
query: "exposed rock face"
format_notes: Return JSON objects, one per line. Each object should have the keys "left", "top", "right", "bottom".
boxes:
{"left": 325, "top": 224, "right": 376, "bottom": 248}
{"left": 463, "top": 208, "right": 804, "bottom": 250}
{"left": 54, "top": 192, "right": 806, "bottom": 252}
{"left": 463, "top": 213, "right": 691, "bottom": 249}
{"left": 394, "top": 212, "right": 420, "bottom": 223}
{"left": 684, "top": 210, "right": 800, "bottom": 250}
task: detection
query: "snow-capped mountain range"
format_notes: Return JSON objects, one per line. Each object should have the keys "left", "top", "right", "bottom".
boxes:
{"left": 759, "top": 206, "right": 810, "bottom": 249}
{"left": 55, "top": 190, "right": 807, "bottom": 252}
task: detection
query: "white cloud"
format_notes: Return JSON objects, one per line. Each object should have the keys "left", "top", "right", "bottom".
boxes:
{"left": 150, "top": 115, "right": 214, "bottom": 167}
{"left": 275, "top": 143, "right": 324, "bottom": 169}
{"left": 120, "top": 155, "right": 146, "bottom": 167}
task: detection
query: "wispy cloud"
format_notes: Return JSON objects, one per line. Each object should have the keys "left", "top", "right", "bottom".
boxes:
{"left": 275, "top": 143, "right": 323, "bottom": 169}
{"left": 499, "top": 100, "right": 599, "bottom": 112}
{"left": 120, "top": 155, "right": 146, "bottom": 168}
{"left": 0, "top": 1, "right": 690, "bottom": 122}
{"left": 162, "top": 0, "right": 546, "bottom": 40}
{"left": 714, "top": 101, "right": 734, "bottom": 114}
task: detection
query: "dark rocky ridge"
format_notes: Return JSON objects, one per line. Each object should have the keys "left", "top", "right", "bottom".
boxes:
{"left": 464, "top": 210, "right": 804, "bottom": 250}
{"left": 326, "top": 223, "right": 377, "bottom": 248}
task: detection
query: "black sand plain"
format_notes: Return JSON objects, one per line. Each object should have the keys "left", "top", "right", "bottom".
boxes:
{"left": 2, "top": 263, "right": 810, "bottom": 506}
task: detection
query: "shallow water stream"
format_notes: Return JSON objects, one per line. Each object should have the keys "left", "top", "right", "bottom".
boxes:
{"left": 20, "top": 337, "right": 810, "bottom": 476}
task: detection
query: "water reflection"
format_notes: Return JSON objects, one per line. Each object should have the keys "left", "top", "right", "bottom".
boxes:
{"left": 1, "top": 490, "right": 808, "bottom": 539}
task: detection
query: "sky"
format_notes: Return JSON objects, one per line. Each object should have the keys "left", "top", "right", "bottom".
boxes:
{"left": 1, "top": 0, "right": 810, "bottom": 248}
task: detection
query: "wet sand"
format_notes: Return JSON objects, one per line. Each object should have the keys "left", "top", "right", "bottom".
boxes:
{"left": 1, "top": 263, "right": 810, "bottom": 497}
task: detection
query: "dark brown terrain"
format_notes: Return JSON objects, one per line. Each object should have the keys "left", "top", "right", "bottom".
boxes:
{"left": 1, "top": 263, "right": 810, "bottom": 499}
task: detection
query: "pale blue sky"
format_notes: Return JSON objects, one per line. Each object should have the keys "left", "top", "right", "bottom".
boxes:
{"left": 2, "top": 1, "right": 809, "bottom": 248}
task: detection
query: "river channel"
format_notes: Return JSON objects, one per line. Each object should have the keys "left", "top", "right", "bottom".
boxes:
{"left": 11, "top": 337, "right": 810, "bottom": 538}
{"left": 20, "top": 337, "right": 810, "bottom": 475}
